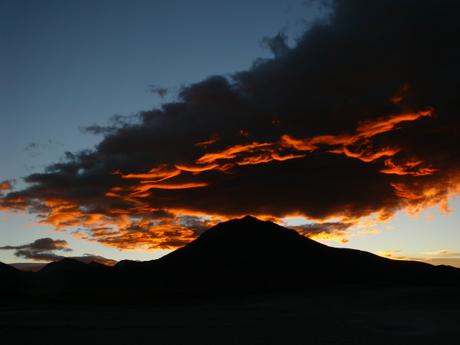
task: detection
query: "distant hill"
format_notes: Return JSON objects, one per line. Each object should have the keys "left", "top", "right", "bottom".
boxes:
{"left": 10, "top": 262, "right": 47, "bottom": 272}
{"left": 0, "top": 261, "right": 21, "bottom": 294}
{"left": 0, "top": 261, "right": 18, "bottom": 276}
{"left": 2, "top": 216, "right": 460, "bottom": 301}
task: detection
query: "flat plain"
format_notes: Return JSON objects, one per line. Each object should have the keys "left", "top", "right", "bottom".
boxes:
{"left": 1, "top": 286, "right": 459, "bottom": 345}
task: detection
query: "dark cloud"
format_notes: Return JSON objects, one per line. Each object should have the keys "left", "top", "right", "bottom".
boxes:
{"left": 24, "top": 142, "right": 39, "bottom": 151}
{"left": 294, "top": 222, "right": 351, "bottom": 235}
{"left": 0, "top": 238, "right": 116, "bottom": 265}
{"left": 81, "top": 125, "right": 116, "bottom": 136}
{"left": 81, "top": 114, "right": 138, "bottom": 135}
{"left": 262, "top": 32, "right": 290, "bottom": 58}
{"left": 0, "top": 238, "right": 71, "bottom": 261}
{"left": 23, "top": 139, "right": 62, "bottom": 158}
{"left": 148, "top": 85, "right": 169, "bottom": 98}
{"left": 1, "top": 0, "right": 460, "bottom": 249}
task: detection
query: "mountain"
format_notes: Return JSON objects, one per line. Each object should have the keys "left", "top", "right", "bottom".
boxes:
{"left": 38, "top": 257, "right": 116, "bottom": 275}
{"left": 2, "top": 216, "right": 460, "bottom": 300}
{"left": 116, "top": 216, "right": 460, "bottom": 293}
{"left": 10, "top": 262, "right": 47, "bottom": 272}
{"left": 0, "top": 261, "right": 18, "bottom": 275}
{"left": 0, "top": 261, "right": 22, "bottom": 294}
{"left": 27, "top": 258, "right": 113, "bottom": 297}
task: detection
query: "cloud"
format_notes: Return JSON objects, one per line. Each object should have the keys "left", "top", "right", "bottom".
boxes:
{"left": 148, "top": 85, "right": 169, "bottom": 98}
{"left": 422, "top": 258, "right": 460, "bottom": 268}
{"left": 293, "top": 222, "right": 352, "bottom": 243}
{"left": 262, "top": 32, "right": 290, "bottom": 58}
{"left": 67, "top": 254, "right": 117, "bottom": 266}
{"left": 0, "top": 180, "right": 13, "bottom": 192}
{"left": 376, "top": 249, "right": 460, "bottom": 268}
{"left": 0, "top": 238, "right": 116, "bottom": 265}
{"left": 420, "top": 250, "right": 460, "bottom": 268}
{"left": 23, "top": 139, "right": 62, "bottom": 157}
{"left": 0, "top": 238, "right": 71, "bottom": 261}
{"left": 1, "top": 0, "right": 460, "bottom": 250}
{"left": 80, "top": 215, "right": 215, "bottom": 249}
{"left": 423, "top": 250, "right": 460, "bottom": 257}
{"left": 81, "top": 114, "right": 139, "bottom": 135}
{"left": 24, "top": 142, "right": 39, "bottom": 151}
{"left": 375, "top": 250, "right": 409, "bottom": 261}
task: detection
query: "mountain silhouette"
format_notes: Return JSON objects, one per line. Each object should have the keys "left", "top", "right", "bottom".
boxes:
{"left": 0, "top": 261, "right": 22, "bottom": 294}
{"left": 160, "top": 216, "right": 327, "bottom": 264}
{"left": 9, "top": 262, "right": 47, "bottom": 272}
{"left": 40, "top": 258, "right": 93, "bottom": 274}
{"left": 114, "top": 216, "right": 460, "bottom": 293}
{"left": 2, "top": 216, "right": 460, "bottom": 300}
{"left": 0, "top": 261, "right": 18, "bottom": 275}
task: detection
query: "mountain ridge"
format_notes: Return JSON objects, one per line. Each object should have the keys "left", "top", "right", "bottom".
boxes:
{"left": 1, "top": 216, "right": 459, "bottom": 299}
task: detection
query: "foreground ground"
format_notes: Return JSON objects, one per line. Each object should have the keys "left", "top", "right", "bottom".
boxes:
{"left": 0, "top": 286, "right": 459, "bottom": 345}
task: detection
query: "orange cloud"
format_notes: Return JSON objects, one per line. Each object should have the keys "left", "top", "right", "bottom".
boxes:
{"left": 329, "top": 146, "right": 400, "bottom": 163}
{"left": 81, "top": 107, "right": 447, "bottom": 249}
{"left": 375, "top": 250, "right": 412, "bottom": 261}
{"left": 1, "top": 102, "right": 456, "bottom": 252}
{"left": 196, "top": 142, "right": 274, "bottom": 165}
{"left": 376, "top": 249, "right": 460, "bottom": 268}
{"left": 309, "top": 232, "right": 350, "bottom": 244}
{"left": 113, "top": 107, "right": 436, "bottom": 206}
{"left": 355, "top": 108, "right": 433, "bottom": 138}
{"left": 119, "top": 165, "right": 181, "bottom": 181}
{"left": 239, "top": 129, "right": 249, "bottom": 137}
{"left": 391, "top": 177, "right": 459, "bottom": 214}
{"left": 381, "top": 159, "right": 438, "bottom": 176}
{"left": 131, "top": 182, "right": 208, "bottom": 196}
{"left": 175, "top": 164, "right": 219, "bottom": 173}
{"left": 195, "top": 133, "right": 219, "bottom": 147}
{"left": 281, "top": 108, "right": 433, "bottom": 163}
{"left": 0, "top": 180, "right": 12, "bottom": 192}
{"left": 11, "top": 196, "right": 220, "bottom": 250}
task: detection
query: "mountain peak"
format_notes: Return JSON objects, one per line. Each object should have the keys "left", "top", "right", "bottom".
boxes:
{"left": 217, "top": 215, "right": 268, "bottom": 228}
{"left": 200, "top": 215, "right": 301, "bottom": 240}
{"left": 159, "top": 216, "right": 325, "bottom": 265}
{"left": 240, "top": 215, "right": 263, "bottom": 222}
{"left": 40, "top": 258, "right": 89, "bottom": 273}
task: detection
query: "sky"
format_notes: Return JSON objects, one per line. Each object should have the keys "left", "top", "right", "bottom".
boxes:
{"left": 0, "top": 0, "right": 459, "bottom": 268}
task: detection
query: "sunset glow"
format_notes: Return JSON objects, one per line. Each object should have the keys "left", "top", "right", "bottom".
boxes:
{"left": 1, "top": 0, "right": 459, "bottom": 269}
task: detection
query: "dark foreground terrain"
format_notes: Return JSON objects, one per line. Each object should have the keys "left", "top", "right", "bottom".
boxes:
{"left": 1, "top": 286, "right": 460, "bottom": 345}
{"left": 1, "top": 217, "right": 459, "bottom": 344}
